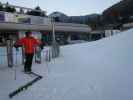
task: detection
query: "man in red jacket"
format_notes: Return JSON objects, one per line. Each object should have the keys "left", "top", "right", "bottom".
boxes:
{"left": 14, "top": 31, "right": 41, "bottom": 73}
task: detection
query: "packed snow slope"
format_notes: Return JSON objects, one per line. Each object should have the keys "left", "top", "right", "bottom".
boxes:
{"left": 2, "top": 28, "right": 133, "bottom": 100}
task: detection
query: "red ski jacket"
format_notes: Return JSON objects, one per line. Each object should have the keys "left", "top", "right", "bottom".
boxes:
{"left": 15, "top": 36, "right": 41, "bottom": 54}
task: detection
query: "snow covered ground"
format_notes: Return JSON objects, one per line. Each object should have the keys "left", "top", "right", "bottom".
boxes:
{"left": 1, "top": 28, "right": 133, "bottom": 100}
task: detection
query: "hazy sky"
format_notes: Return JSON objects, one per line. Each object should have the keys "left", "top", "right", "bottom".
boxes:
{"left": 0, "top": 0, "right": 121, "bottom": 16}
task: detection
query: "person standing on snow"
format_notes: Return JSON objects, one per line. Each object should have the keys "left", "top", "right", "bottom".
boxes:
{"left": 14, "top": 31, "right": 42, "bottom": 73}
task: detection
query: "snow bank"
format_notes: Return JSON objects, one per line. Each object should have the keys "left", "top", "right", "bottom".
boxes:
{"left": 47, "top": 28, "right": 133, "bottom": 100}
{"left": 57, "top": 28, "right": 133, "bottom": 100}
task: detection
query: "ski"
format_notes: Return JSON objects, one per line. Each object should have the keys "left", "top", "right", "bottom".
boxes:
{"left": 24, "top": 71, "right": 42, "bottom": 78}
{"left": 30, "top": 71, "right": 42, "bottom": 77}
{"left": 9, "top": 72, "right": 43, "bottom": 98}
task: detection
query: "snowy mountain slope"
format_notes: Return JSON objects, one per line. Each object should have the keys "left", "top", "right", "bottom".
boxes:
{"left": 1, "top": 28, "right": 133, "bottom": 100}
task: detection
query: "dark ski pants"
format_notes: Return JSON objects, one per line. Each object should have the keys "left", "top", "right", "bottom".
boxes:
{"left": 24, "top": 53, "right": 34, "bottom": 72}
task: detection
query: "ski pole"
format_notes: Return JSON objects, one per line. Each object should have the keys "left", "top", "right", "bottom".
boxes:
{"left": 45, "top": 49, "right": 49, "bottom": 73}
{"left": 14, "top": 48, "right": 18, "bottom": 80}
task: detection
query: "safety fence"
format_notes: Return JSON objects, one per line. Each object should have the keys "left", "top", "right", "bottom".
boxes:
{"left": 0, "top": 47, "right": 51, "bottom": 68}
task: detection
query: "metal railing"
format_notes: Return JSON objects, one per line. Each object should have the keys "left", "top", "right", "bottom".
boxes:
{"left": 0, "top": 47, "right": 51, "bottom": 68}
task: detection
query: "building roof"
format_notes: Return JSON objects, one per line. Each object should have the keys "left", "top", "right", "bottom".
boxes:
{"left": 0, "top": 22, "right": 91, "bottom": 33}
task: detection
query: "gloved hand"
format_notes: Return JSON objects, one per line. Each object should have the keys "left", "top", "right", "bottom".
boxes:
{"left": 40, "top": 44, "right": 44, "bottom": 50}
{"left": 16, "top": 47, "right": 19, "bottom": 52}
{"left": 14, "top": 44, "right": 19, "bottom": 51}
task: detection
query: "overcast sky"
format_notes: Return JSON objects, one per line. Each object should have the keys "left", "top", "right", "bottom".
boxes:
{"left": 0, "top": 0, "right": 121, "bottom": 16}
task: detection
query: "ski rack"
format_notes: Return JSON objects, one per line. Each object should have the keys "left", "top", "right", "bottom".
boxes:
{"left": 9, "top": 72, "right": 43, "bottom": 98}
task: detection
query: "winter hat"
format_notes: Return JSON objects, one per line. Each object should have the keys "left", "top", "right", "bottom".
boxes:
{"left": 25, "top": 31, "right": 32, "bottom": 36}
